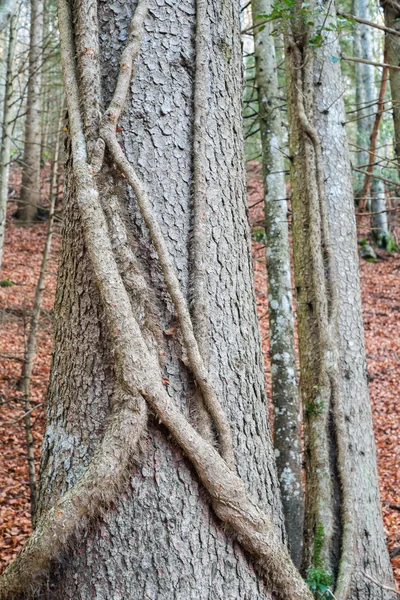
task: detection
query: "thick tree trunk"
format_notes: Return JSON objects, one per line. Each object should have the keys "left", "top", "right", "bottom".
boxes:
{"left": 35, "top": 1, "right": 287, "bottom": 597}
{"left": 0, "top": 11, "right": 17, "bottom": 269}
{"left": 17, "top": 0, "right": 43, "bottom": 223}
{"left": 286, "top": 1, "right": 396, "bottom": 597}
{"left": 251, "top": 0, "right": 303, "bottom": 569}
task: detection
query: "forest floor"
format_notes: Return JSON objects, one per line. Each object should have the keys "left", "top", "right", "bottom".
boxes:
{"left": 0, "top": 167, "right": 399, "bottom": 587}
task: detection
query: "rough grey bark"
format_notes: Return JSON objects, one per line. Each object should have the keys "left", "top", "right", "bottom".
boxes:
{"left": 251, "top": 0, "right": 303, "bottom": 569}
{"left": 384, "top": 2, "right": 400, "bottom": 177}
{"left": 286, "top": 1, "right": 397, "bottom": 598}
{"left": 0, "top": 11, "right": 17, "bottom": 269}
{"left": 30, "top": 1, "right": 293, "bottom": 598}
{"left": 17, "top": 0, "right": 43, "bottom": 222}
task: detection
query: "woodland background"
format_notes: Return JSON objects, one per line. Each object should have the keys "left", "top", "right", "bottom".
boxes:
{"left": 0, "top": 0, "right": 399, "bottom": 594}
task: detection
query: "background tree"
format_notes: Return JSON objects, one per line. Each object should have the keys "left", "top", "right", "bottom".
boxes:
{"left": 0, "top": 0, "right": 17, "bottom": 33}
{"left": 384, "top": 0, "right": 400, "bottom": 177}
{"left": 285, "top": 0, "right": 397, "bottom": 597}
{"left": 251, "top": 0, "right": 303, "bottom": 569}
{"left": 17, "top": 0, "right": 43, "bottom": 222}
{"left": 0, "top": 0, "right": 312, "bottom": 598}
{"left": 0, "top": 10, "right": 17, "bottom": 268}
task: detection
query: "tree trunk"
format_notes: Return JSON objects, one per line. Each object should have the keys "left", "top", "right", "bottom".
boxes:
{"left": 0, "top": 10, "right": 17, "bottom": 269}
{"left": 35, "top": 1, "right": 287, "bottom": 597}
{"left": 353, "top": 0, "right": 389, "bottom": 235}
{"left": 17, "top": 0, "right": 43, "bottom": 223}
{"left": 371, "top": 176, "right": 389, "bottom": 244}
{"left": 384, "top": 3, "right": 400, "bottom": 177}
{"left": 286, "top": 1, "right": 397, "bottom": 597}
{"left": 352, "top": 0, "right": 375, "bottom": 176}
{"left": 0, "top": 0, "right": 17, "bottom": 33}
{"left": 251, "top": 0, "right": 303, "bottom": 569}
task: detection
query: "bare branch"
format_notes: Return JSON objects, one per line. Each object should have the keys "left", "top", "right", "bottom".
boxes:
{"left": 363, "top": 571, "right": 400, "bottom": 595}
{"left": 342, "top": 54, "right": 400, "bottom": 72}
{"left": 337, "top": 11, "right": 400, "bottom": 37}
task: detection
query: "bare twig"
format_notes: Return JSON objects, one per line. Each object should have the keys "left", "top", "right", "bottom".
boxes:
{"left": 353, "top": 167, "right": 400, "bottom": 189}
{"left": 342, "top": 54, "right": 400, "bottom": 72}
{"left": 358, "top": 64, "right": 389, "bottom": 209}
{"left": 0, "top": 353, "right": 24, "bottom": 362}
{"left": 337, "top": 11, "right": 400, "bottom": 37}
{"left": 363, "top": 571, "right": 400, "bottom": 595}
{"left": 6, "top": 403, "right": 43, "bottom": 424}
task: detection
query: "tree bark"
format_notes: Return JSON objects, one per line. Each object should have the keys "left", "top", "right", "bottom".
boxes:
{"left": 371, "top": 177, "right": 390, "bottom": 243}
{"left": 384, "top": 2, "right": 400, "bottom": 177}
{"left": 251, "top": 0, "right": 303, "bottom": 569}
{"left": 0, "top": 10, "right": 17, "bottom": 269}
{"left": 352, "top": 0, "right": 375, "bottom": 176}
{"left": 34, "top": 1, "right": 288, "bottom": 598}
{"left": 286, "top": 1, "right": 397, "bottom": 597}
{"left": 17, "top": 0, "right": 43, "bottom": 223}
{"left": 0, "top": 0, "right": 17, "bottom": 33}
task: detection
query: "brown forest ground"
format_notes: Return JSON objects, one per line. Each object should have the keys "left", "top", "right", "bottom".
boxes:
{"left": 0, "top": 170, "right": 399, "bottom": 586}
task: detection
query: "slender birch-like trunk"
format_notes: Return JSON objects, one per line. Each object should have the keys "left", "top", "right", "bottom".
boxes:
{"left": 17, "top": 0, "right": 43, "bottom": 222}
{"left": 251, "top": 0, "right": 303, "bottom": 569}
{"left": 371, "top": 177, "right": 389, "bottom": 243}
{"left": 0, "top": 10, "right": 17, "bottom": 269}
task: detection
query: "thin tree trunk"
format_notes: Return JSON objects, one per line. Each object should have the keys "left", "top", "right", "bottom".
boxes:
{"left": 359, "top": 65, "right": 389, "bottom": 208}
{"left": 17, "top": 0, "right": 43, "bottom": 223}
{"left": 371, "top": 176, "right": 390, "bottom": 243}
{"left": 251, "top": 0, "right": 303, "bottom": 569}
{"left": 353, "top": 0, "right": 389, "bottom": 231}
{"left": 384, "top": 2, "right": 400, "bottom": 178}
{"left": 0, "top": 0, "right": 17, "bottom": 33}
{"left": 352, "top": 0, "right": 375, "bottom": 175}
{"left": 286, "top": 0, "right": 397, "bottom": 597}
{"left": 0, "top": 11, "right": 17, "bottom": 269}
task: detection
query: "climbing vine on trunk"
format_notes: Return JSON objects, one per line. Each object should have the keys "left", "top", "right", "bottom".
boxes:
{"left": 0, "top": 1, "right": 313, "bottom": 599}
